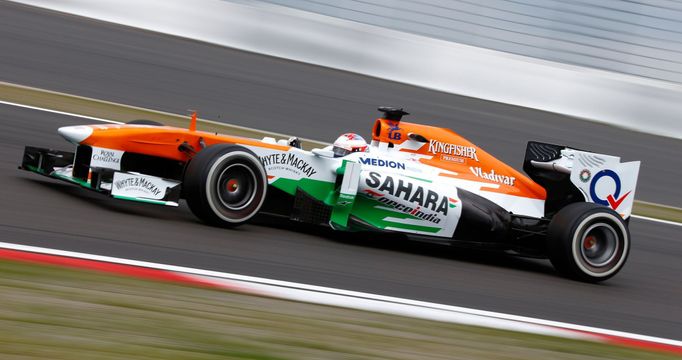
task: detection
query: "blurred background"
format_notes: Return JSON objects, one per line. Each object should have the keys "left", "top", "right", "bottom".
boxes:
{"left": 245, "top": 0, "right": 682, "bottom": 83}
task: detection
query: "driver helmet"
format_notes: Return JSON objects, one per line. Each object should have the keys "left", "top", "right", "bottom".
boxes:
{"left": 333, "top": 133, "right": 368, "bottom": 157}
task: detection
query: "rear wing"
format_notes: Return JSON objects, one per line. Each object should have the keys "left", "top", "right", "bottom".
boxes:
{"left": 524, "top": 142, "right": 640, "bottom": 219}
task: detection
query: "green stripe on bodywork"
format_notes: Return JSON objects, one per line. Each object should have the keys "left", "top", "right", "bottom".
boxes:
{"left": 383, "top": 220, "right": 442, "bottom": 233}
{"left": 405, "top": 175, "right": 432, "bottom": 183}
{"left": 330, "top": 160, "right": 358, "bottom": 229}
{"left": 330, "top": 193, "right": 356, "bottom": 230}
{"left": 113, "top": 195, "right": 174, "bottom": 206}
{"left": 269, "top": 176, "right": 440, "bottom": 233}
{"left": 23, "top": 165, "right": 41, "bottom": 173}
{"left": 51, "top": 172, "right": 91, "bottom": 188}
{"left": 270, "top": 177, "right": 337, "bottom": 205}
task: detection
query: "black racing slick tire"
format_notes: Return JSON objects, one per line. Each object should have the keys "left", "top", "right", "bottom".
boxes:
{"left": 126, "top": 119, "right": 164, "bottom": 126}
{"left": 547, "top": 202, "right": 630, "bottom": 283}
{"left": 183, "top": 144, "right": 267, "bottom": 227}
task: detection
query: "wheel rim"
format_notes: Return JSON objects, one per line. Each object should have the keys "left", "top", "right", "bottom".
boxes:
{"left": 216, "top": 164, "right": 257, "bottom": 211}
{"left": 579, "top": 222, "right": 619, "bottom": 268}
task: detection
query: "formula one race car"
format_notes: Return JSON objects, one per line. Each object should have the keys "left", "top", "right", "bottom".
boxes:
{"left": 19, "top": 107, "right": 640, "bottom": 282}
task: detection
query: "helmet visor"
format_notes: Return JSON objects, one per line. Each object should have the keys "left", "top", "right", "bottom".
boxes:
{"left": 333, "top": 146, "right": 352, "bottom": 158}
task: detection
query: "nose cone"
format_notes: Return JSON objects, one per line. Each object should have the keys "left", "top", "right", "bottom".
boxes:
{"left": 58, "top": 126, "right": 93, "bottom": 144}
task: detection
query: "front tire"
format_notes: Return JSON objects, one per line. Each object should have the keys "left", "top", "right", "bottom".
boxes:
{"left": 547, "top": 202, "right": 630, "bottom": 282}
{"left": 183, "top": 145, "right": 267, "bottom": 227}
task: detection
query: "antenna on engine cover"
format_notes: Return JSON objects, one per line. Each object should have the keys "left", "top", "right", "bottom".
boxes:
{"left": 378, "top": 106, "right": 409, "bottom": 121}
{"left": 188, "top": 110, "right": 197, "bottom": 132}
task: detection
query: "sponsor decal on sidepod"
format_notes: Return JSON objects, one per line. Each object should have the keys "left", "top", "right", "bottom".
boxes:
{"left": 365, "top": 172, "right": 451, "bottom": 216}
{"left": 427, "top": 140, "right": 479, "bottom": 162}
{"left": 362, "top": 188, "right": 442, "bottom": 224}
{"left": 260, "top": 153, "right": 317, "bottom": 177}
{"left": 362, "top": 189, "right": 445, "bottom": 224}
{"left": 358, "top": 157, "right": 406, "bottom": 169}
{"left": 469, "top": 167, "right": 516, "bottom": 186}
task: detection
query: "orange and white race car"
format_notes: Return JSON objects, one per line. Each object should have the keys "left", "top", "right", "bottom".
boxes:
{"left": 20, "top": 107, "right": 640, "bottom": 282}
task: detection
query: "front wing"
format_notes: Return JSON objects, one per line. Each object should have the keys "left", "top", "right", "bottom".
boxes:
{"left": 19, "top": 146, "right": 181, "bottom": 206}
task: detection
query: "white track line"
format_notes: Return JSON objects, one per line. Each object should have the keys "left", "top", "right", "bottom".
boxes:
{"left": 631, "top": 214, "right": 682, "bottom": 227}
{"left": 0, "top": 241, "right": 680, "bottom": 349}
{"left": 0, "top": 100, "right": 122, "bottom": 124}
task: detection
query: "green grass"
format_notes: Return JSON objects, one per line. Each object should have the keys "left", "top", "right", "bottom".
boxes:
{"left": 633, "top": 201, "right": 682, "bottom": 223}
{"left": 0, "top": 259, "right": 676, "bottom": 360}
{"left": 2, "top": 80, "right": 680, "bottom": 223}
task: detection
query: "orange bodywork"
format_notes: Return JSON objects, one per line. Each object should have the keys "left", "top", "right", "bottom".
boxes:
{"left": 79, "top": 124, "right": 289, "bottom": 162}
{"left": 372, "top": 118, "right": 546, "bottom": 200}
{"left": 79, "top": 118, "right": 545, "bottom": 201}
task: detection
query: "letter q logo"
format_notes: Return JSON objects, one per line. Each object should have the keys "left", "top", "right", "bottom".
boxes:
{"left": 589, "top": 170, "right": 631, "bottom": 210}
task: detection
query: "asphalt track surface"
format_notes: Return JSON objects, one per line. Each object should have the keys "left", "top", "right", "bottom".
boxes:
{"left": 1, "top": 2, "right": 682, "bottom": 339}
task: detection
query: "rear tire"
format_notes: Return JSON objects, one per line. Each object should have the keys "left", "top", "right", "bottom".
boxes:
{"left": 547, "top": 202, "right": 630, "bottom": 282}
{"left": 127, "top": 119, "right": 163, "bottom": 126}
{"left": 183, "top": 144, "right": 267, "bottom": 227}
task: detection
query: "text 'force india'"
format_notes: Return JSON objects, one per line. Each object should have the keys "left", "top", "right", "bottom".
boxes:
{"left": 20, "top": 108, "right": 640, "bottom": 282}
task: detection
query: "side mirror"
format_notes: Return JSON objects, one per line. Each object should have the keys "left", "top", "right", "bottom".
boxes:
{"left": 288, "top": 137, "right": 302, "bottom": 149}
